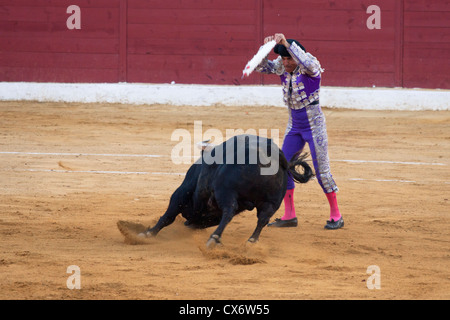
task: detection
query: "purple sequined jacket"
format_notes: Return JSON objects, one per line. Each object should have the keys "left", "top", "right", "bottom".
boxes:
{"left": 256, "top": 42, "right": 324, "bottom": 110}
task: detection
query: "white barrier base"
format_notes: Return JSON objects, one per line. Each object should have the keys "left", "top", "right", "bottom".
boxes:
{"left": 1, "top": 82, "right": 448, "bottom": 111}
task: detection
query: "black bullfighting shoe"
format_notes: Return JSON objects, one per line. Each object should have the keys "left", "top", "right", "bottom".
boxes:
{"left": 324, "top": 217, "right": 344, "bottom": 230}
{"left": 268, "top": 217, "right": 298, "bottom": 228}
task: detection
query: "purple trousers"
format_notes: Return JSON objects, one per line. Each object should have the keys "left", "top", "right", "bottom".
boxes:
{"left": 282, "top": 103, "right": 338, "bottom": 194}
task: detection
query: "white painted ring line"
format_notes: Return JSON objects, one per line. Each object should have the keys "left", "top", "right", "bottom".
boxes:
{"left": 18, "top": 168, "right": 186, "bottom": 176}
{"left": 0, "top": 151, "right": 163, "bottom": 158}
{"left": 1, "top": 150, "right": 448, "bottom": 183}
{"left": 11, "top": 168, "right": 449, "bottom": 184}
{"left": 0, "top": 151, "right": 446, "bottom": 167}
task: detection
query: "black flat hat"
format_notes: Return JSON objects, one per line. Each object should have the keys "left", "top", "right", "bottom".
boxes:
{"left": 274, "top": 39, "right": 306, "bottom": 57}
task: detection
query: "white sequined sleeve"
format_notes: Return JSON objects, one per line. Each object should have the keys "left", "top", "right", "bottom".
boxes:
{"left": 255, "top": 56, "right": 285, "bottom": 76}
{"left": 287, "top": 42, "right": 323, "bottom": 77}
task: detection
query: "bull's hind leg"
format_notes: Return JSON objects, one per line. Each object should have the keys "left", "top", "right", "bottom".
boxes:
{"left": 248, "top": 203, "right": 275, "bottom": 243}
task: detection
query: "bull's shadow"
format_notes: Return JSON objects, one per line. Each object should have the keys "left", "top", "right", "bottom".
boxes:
{"left": 141, "top": 134, "right": 313, "bottom": 248}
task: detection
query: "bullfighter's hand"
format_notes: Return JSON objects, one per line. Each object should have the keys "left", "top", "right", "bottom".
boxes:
{"left": 274, "top": 33, "right": 289, "bottom": 47}
{"left": 264, "top": 35, "right": 275, "bottom": 44}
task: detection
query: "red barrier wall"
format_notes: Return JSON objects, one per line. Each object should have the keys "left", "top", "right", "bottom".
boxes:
{"left": 403, "top": 1, "right": 450, "bottom": 89}
{"left": 0, "top": 0, "right": 121, "bottom": 82}
{"left": 1, "top": 0, "right": 448, "bottom": 89}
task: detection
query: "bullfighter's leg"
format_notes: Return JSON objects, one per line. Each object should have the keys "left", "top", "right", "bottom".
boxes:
{"left": 248, "top": 203, "right": 275, "bottom": 243}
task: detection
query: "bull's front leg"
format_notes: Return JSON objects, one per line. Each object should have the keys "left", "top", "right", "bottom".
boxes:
{"left": 247, "top": 203, "right": 275, "bottom": 244}
{"left": 144, "top": 210, "right": 178, "bottom": 237}
{"left": 141, "top": 188, "right": 186, "bottom": 237}
{"left": 206, "top": 198, "right": 238, "bottom": 248}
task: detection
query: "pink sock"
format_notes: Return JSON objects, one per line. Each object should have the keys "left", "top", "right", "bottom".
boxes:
{"left": 281, "top": 189, "right": 296, "bottom": 220}
{"left": 326, "top": 192, "right": 342, "bottom": 221}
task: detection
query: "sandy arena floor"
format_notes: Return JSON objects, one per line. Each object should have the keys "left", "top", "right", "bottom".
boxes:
{"left": 0, "top": 101, "right": 449, "bottom": 300}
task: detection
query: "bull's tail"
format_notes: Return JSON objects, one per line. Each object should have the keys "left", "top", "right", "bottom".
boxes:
{"left": 288, "top": 152, "right": 314, "bottom": 184}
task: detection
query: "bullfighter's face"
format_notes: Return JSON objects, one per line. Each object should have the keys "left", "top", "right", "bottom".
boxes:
{"left": 282, "top": 56, "right": 297, "bottom": 73}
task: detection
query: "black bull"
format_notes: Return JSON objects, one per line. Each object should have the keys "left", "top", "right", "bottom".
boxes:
{"left": 143, "top": 134, "right": 313, "bottom": 247}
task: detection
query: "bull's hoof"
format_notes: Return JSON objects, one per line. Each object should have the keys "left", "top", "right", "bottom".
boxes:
{"left": 206, "top": 234, "right": 222, "bottom": 249}
{"left": 247, "top": 237, "right": 258, "bottom": 244}
{"left": 137, "top": 230, "right": 154, "bottom": 238}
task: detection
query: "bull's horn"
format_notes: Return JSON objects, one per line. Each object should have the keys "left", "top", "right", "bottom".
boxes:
{"left": 196, "top": 139, "right": 215, "bottom": 151}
